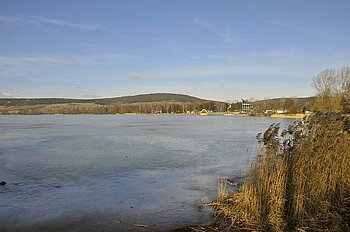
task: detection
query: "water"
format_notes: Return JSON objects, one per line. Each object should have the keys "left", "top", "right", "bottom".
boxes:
{"left": 0, "top": 115, "right": 294, "bottom": 231}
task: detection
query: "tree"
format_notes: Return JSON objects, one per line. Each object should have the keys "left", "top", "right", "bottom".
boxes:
{"left": 311, "top": 66, "right": 350, "bottom": 112}
{"left": 312, "top": 68, "right": 341, "bottom": 111}
{"left": 283, "top": 98, "right": 300, "bottom": 113}
{"left": 337, "top": 66, "right": 350, "bottom": 112}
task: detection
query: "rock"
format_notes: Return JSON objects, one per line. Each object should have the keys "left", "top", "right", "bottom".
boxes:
{"left": 226, "top": 178, "right": 241, "bottom": 186}
{"left": 0, "top": 181, "right": 6, "bottom": 186}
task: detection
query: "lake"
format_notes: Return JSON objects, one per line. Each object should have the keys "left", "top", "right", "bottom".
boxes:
{"left": 0, "top": 115, "right": 294, "bottom": 231}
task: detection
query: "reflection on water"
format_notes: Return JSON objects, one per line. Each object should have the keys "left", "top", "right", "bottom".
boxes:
{"left": 0, "top": 115, "right": 293, "bottom": 231}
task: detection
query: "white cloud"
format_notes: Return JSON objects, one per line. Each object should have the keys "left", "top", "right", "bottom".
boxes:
{"left": 263, "top": 19, "right": 331, "bottom": 40}
{"left": 0, "top": 53, "right": 140, "bottom": 66}
{"left": 193, "top": 17, "right": 237, "bottom": 42}
{"left": 193, "top": 18, "right": 215, "bottom": 30}
{"left": 132, "top": 64, "right": 306, "bottom": 81}
{"left": 129, "top": 75, "right": 142, "bottom": 80}
{"left": 80, "top": 94, "right": 103, "bottom": 99}
{"left": 0, "top": 55, "right": 65, "bottom": 65}
{"left": 0, "top": 15, "right": 115, "bottom": 34}
{"left": 0, "top": 92, "right": 15, "bottom": 98}
{"left": 249, "top": 47, "right": 302, "bottom": 58}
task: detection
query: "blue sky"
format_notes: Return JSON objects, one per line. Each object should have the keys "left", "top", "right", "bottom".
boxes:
{"left": 0, "top": 0, "right": 350, "bottom": 101}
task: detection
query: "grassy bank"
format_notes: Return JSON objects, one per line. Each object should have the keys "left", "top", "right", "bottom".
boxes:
{"left": 211, "top": 113, "right": 350, "bottom": 231}
{"left": 270, "top": 113, "right": 308, "bottom": 119}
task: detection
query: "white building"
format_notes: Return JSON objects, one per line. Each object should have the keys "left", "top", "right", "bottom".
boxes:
{"left": 241, "top": 99, "right": 251, "bottom": 113}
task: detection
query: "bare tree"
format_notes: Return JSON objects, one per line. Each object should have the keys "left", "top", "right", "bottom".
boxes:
{"left": 337, "top": 66, "right": 350, "bottom": 112}
{"left": 312, "top": 69, "right": 337, "bottom": 98}
{"left": 311, "top": 66, "right": 350, "bottom": 112}
{"left": 312, "top": 68, "right": 340, "bottom": 111}
{"left": 337, "top": 67, "right": 350, "bottom": 96}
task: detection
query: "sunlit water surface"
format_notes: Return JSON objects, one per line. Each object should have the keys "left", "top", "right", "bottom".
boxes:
{"left": 0, "top": 115, "right": 294, "bottom": 231}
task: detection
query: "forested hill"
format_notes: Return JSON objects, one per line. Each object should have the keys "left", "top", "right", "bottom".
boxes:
{"left": 94, "top": 93, "right": 203, "bottom": 104}
{"left": 0, "top": 93, "right": 206, "bottom": 107}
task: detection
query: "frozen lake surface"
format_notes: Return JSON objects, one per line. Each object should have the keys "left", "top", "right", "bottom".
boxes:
{"left": 0, "top": 115, "right": 294, "bottom": 231}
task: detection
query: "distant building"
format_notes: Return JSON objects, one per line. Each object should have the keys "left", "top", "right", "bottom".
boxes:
{"left": 276, "top": 109, "right": 287, "bottom": 114}
{"left": 241, "top": 99, "right": 251, "bottom": 114}
{"left": 200, "top": 109, "right": 208, "bottom": 115}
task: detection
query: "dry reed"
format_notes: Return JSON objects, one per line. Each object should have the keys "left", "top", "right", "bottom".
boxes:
{"left": 211, "top": 113, "right": 350, "bottom": 231}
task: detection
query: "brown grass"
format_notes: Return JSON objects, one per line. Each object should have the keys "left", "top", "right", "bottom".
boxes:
{"left": 211, "top": 112, "right": 350, "bottom": 231}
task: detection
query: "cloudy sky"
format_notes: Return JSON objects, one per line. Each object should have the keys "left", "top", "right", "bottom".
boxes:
{"left": 1, "top": 0, "right": 350, "bottom": 101}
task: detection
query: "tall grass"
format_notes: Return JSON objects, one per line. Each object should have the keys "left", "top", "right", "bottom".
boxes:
{"left": 211, "top": 113, "right": 350, "bottom": 231}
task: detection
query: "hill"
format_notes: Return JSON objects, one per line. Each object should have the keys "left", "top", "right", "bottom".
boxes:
{"left": 0, "top": 93, "right": 205, "bottom": 107}
{"left": 93, "top": 93, "right": 203, "bottom": 104}
{"left": 0, "top": 93, "right": 223, "bottom": 115}
{"left": 253, "top": 96, "right": 315, "bottom": 106}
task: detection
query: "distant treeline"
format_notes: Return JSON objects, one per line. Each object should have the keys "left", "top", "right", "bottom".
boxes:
{"left": 0, "top": 93, "right": 229, "bottom": 115}
{"left": 249, "top": 97, "right": 314, "bottom": 115}
{"left": 0, "top": 101, "right": 228, "bottom": 115}
{"left": 1, "top": 96, "right": 316, "bottom": 115}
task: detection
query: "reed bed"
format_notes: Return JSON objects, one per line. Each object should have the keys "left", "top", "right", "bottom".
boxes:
{"left": 211, "top": 112, "right": 350, "bottom": 231}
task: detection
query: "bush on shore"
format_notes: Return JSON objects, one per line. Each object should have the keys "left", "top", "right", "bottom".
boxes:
{"left": 211, "top": 112, "right": 350, "bottom": 231}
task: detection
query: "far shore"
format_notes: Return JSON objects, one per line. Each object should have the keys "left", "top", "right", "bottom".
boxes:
{"left": 270, "top": 113, "right": 308, "bottom": 119}
{"left": 0, "top": 112, "right": 309, "bottom": 119}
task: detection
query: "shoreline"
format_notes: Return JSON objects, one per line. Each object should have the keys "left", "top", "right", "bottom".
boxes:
{"left": 0, "top": 112, "right": 308, "bottom": 119}
{"left": 269, "top": 113, "right": 308, "bottom": 119}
